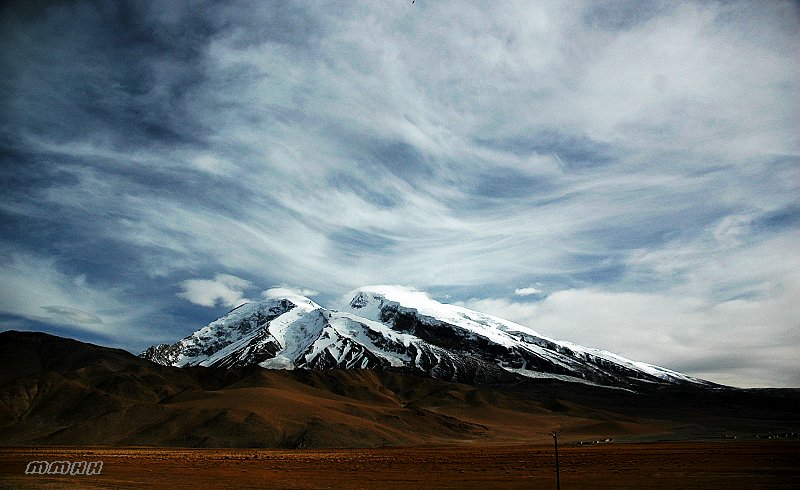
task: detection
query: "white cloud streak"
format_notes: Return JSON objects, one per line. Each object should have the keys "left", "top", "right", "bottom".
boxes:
{"left": 514, "top": 286, "right": 543, "bottom": 296}
{"left": 462, "top": 230, "right": 800, "bottom": 387}
{"left": 1, "top": 0, "right": 797, "bottom": 385}
{"left": 0, "top": 253, "right": 159, "bottom": 345}
{"left": 177, "top": 274, "right": 253, "bottom": 308}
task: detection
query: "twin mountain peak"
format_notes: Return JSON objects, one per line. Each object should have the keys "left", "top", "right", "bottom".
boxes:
{"left": 141, "top": 286, "right": 713, "bottom": 389}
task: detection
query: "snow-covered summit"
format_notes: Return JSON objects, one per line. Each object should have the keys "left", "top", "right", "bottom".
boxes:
{"left": 141, "top": 296, "right": 319, "bottom": 368}
{"left": 142, "top": 286, "right": 713, "bottom": 388}
{"left": 346, "top": 285, "right": 551, "bottom": 343}
{"left": 343, "top": 286, "right": 709, "bottom": 386}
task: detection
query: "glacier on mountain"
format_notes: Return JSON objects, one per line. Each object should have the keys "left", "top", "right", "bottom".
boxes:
{"left": 141, "top": 285, "right": 712, "bottom": 388}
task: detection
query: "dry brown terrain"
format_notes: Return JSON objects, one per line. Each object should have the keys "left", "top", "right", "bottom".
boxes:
{"left": 3, "top": 332, "right": 800, "bottom": 489}
{"left": 4, "top": 332, "right": 799, "bottom": 450}
{"left": 1, "top": 441, "right": 799, "bottom": 489}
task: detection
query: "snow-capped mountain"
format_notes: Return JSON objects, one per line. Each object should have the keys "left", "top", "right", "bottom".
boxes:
{"left": 141, "top": 286, "right": 712, "bottom": 388}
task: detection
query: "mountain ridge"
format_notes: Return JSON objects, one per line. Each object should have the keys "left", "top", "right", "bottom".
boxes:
{"left": 2, "top": 329, "right": 799, "bottom": 448}
{"left": 141, "top": 286, "right": 715, "bottom": 389}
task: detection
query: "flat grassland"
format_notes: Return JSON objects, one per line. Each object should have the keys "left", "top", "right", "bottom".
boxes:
{"left": 1, "top": 441, "right": 798, "bottom": 489}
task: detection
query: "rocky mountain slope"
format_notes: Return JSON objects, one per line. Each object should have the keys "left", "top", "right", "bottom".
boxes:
{"left": 2, "top": 330, "right": 798, "bottom": 448}
{"left": 142, "top": 286, "right": 713, "bottom": 389}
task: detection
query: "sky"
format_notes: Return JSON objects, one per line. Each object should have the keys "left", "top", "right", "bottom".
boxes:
{"left": 1, "top": 1, "right": 798, "bottom": 388}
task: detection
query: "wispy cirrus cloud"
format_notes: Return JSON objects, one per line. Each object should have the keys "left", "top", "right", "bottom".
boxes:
{"left": 40, "top": 306, "right": 103, "bottom": 325}
{"left": 462, "top": 217, "right": 800, "bottom": 387}
{"left": 0, "top": 0, "right": 797, "bottom": 385}
{"left": 0, "top": 252, "right": 161, "bottom": 345}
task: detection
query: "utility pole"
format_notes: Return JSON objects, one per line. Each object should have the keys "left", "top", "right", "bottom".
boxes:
{"left": 552, "top": 432, "right": 561, "bottom": 490}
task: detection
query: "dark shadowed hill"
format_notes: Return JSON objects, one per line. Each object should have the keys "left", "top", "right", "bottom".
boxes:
{"left": 1, "top": 331, "right": 798, "bottom": 448}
